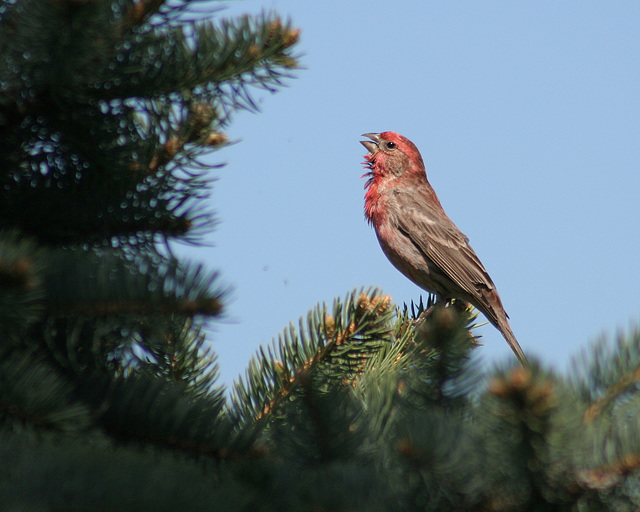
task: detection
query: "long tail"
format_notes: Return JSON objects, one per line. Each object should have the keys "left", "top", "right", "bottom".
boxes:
{"left": 496, "top": 316, "right": 528, "bottom": 366}
{"left": 476, "top": 289, "right": 528, "bottom": 366}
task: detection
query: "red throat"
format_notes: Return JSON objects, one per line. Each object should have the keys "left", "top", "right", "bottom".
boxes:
{"left": 363, "top": 158, "right": 386, "bottom": 227}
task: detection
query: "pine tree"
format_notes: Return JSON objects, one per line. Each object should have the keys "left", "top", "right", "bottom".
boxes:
{"left": 2, "top": 1, "right": 640, "bottom": 511}
{"left": 0, "top": 0, "right": 299, "bottom": 508}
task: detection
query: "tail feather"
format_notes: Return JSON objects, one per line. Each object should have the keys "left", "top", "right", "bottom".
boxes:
{"left": 496, "top": 317, "right": 528, "bottom": 366}
{"left": 475, "top": 289, "right": 527, "bottom": 365}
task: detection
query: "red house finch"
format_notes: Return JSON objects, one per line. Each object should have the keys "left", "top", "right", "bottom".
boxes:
{"left": 360, "top": 131, "right": 527, "bottom": 365}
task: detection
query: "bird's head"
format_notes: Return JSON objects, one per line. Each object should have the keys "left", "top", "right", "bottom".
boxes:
{"left": 360, "top": 132, "right": 426, "bottom": 179}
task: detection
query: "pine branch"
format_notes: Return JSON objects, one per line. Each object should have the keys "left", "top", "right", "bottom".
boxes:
{"left": 0, "top": 230, "right": 41, "bottom": 291}
{"left": 48, "top": 297, "right": 222, "bottom": 317}
{"left": 582, "top": 366, "right": 640, "bottom": 424}
{"left": 572, "top": 326, "right": 640, "bottom": 423}
{"left": 130, "top": 319, "right": 224, "bottom": 400}
{"left": 229, "top": 289, "right": 395, "bottom": 426}
{"left": 105, "top": 13, "right": 300, "bottom": 102}
{"left": 0, "top": 351, "right": 90, "bottom": 432}
{"left": 385, "top": 300, "right": 484, "bottom": 411}
{"left": 93, "top": 373, "right": 249, "bottom": 460}
{"left": 41, "top": 250, "right": 225, "bottom": 319}
{"left": 578, "top": 455, "right": 640, "bottom": 492}
{"left": 146, "top": 128, "right": 228, "bottom": 176}
{"left": 119, "top": 0, "right": 167, "bottom": 32}
{"left": 0, "top": 2, "right": 300, "bottom": 248}
{"left": 394, "top": 410, "right": 485, "bottom": 510}
{"left": 0, "top": 230, "right": 45, "bottom": 345}
{"left": 0, "top": 429, "right": 252, "bottom": 510}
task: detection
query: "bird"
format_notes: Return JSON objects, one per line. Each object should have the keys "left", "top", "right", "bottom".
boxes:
{"left": 360, "top": 131, "right": 527, "bottom": 365}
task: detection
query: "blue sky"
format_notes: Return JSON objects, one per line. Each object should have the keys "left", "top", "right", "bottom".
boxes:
{"left": 178, "top": 1, "right": 640, "bottom": 386}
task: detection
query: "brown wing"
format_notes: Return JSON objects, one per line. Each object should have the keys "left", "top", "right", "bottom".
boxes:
{"left": 390, "top": 189, "right": 502, "bottom": 322}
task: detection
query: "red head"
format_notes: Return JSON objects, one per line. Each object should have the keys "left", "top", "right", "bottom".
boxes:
{"left": 360, "top": 132, "right": 427, "bottom": 180}
{"left": 360, "top": 132, "right": 442, "bottom": 225}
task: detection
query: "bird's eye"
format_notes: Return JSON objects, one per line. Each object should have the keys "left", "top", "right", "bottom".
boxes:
{"left": 386, "top": 141, "right": 396, "bottom": 150}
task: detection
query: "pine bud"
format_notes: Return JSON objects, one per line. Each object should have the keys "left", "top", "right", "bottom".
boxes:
{"left": 202, "top": 131, "right": 227, "bottom": 147}
{"left": 282, "top": 28, "right": 300, "bottom": 49}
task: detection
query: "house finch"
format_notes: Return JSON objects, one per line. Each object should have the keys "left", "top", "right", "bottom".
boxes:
{"left": 360, "top": 131, "right": 527, "bottom": 365}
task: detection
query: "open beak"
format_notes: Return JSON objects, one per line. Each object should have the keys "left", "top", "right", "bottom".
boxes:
{"left": 360, "top": 133, "right": 381, "bottom": 154}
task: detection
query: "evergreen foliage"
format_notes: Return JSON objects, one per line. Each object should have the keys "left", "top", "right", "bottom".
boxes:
{"left": 1, "top": 0, "right": 640, "bottom": 510}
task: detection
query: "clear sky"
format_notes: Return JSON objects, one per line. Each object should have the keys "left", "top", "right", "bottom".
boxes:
{"left": 177, "top": 1, "right": 640, "bottom": 387}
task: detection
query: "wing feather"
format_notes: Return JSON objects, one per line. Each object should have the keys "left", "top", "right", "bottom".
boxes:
{"left": 391, "top": 189, "right": 500, "bottom": 319}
